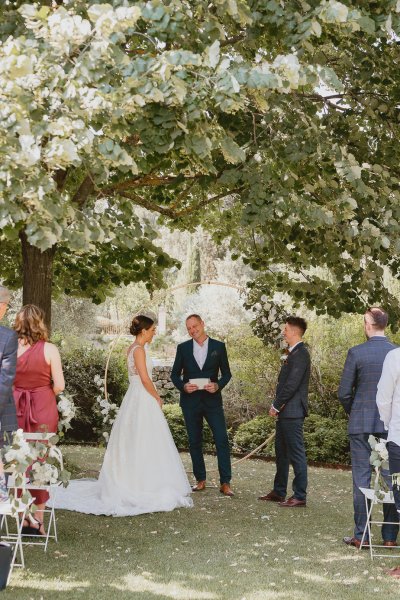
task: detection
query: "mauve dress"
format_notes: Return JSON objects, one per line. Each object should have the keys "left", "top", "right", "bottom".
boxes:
{"left": 13, "top": 340, "right": 58, "bottom": 505}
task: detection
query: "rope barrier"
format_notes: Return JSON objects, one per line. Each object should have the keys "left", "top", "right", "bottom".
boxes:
{"left": 185, "top": 431, "right": 276, "bottom": 476}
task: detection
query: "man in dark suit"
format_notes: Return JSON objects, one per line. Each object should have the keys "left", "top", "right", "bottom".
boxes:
{"left": 0, "top": 286, "right": 18, "bottom": 500}
{"left": 171, "top": 314, "right": 233, "bottom": 496}
{"left": 339, "top": 307, "right": 399, "bottom": 548}
{"left": 259, "top": 316, "right": 310, "bottom": 507}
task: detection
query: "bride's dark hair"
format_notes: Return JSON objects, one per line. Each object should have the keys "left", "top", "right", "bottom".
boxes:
{"left": 130, "top": 315, "right": 154, "bottom": 336}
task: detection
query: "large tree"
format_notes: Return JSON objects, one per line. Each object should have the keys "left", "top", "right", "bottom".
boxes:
{"left": 2, "top": 1, "right": 400, "bottom": 326}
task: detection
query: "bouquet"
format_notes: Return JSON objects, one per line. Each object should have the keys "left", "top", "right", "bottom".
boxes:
{"left": 3, "top": 429, "right": 70, "bottom": 514}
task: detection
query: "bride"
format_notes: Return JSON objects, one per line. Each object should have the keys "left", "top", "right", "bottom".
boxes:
{"left": 50, "top": 314, "right": 193, "bottom": 516}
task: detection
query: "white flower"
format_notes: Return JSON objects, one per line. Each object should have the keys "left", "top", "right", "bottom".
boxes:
{"left": 45, "top": 138, "right": 80, "bottom": 168}
{"left": 320, "top": 0, "right": 349, "bottom": 24}
{"left": 14, "top": 135, "right": 41, "bottom": 167}
{"left": 31, "top": 462, "right": 59, "bottom": 486}
{"left": 47, "top": 8, "right": 92, "bottom": 54}
{"left": 273, "top": 54, "right": 300, "bottom": 89}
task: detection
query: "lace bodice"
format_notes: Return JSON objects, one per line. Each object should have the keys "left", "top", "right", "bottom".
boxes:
{"left": 127, "top": 344, "right": 152, "bottom": 380}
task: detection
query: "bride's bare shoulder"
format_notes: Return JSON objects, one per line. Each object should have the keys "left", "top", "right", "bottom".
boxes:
{"left": 126, "top": 343, "right": 144, "bottom": 357}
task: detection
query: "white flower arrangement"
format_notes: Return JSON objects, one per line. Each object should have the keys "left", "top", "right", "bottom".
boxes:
{"left": 369, "top": 435, "right": 390, "bottom": 499}
{"left": 3, "top": 428, "right": 70, "bottom": 515}
{"left": 57, "top": 391, "right": 77, "bottom": 435}
{"left": 93, "top": 374, "right": 119, "bottom": 444}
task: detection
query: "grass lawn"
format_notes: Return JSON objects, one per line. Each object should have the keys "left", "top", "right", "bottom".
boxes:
{"left": 3, "top": 446, "right": 400, "bottom": 599}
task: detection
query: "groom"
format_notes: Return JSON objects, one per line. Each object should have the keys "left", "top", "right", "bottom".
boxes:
{"left": 171, "top": 314, "right": 233, "bottom": 496}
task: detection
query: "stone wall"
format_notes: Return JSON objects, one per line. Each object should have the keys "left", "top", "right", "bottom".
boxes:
{"left": 153, "top": 365, "right": 179, "bottom": 402}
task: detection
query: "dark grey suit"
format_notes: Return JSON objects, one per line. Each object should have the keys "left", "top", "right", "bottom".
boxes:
{"left": 0, "top": 325, "right": 18, "bottom": 445}
{"left": 338, "top": 336, "right": 399, "bottom": 541}
{"left": 273, "top": 342, "right": 310, "bottom": 501}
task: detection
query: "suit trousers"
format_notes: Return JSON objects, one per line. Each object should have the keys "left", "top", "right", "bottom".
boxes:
{"left": 388, "top": 442, "right": 400, "bottom": 518}
{"left": 181, "top": 398, "right": 231, "bottom": 484}
{"left": 350, "top": 433, "right": 399, "bottom": 541}
{"left": 273, "top": 418, "right": 307, "bottom": 501}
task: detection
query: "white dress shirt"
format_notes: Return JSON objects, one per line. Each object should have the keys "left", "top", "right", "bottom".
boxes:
{"left": 193, "top": 337, "right": 209, "bottom": 370}
{"left": 377, "top": 348, "right": 400, "bottom": 446}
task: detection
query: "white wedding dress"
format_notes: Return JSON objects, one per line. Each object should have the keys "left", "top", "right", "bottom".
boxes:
{"left": 49, "top": 345, "right": 193, "bottom": 516}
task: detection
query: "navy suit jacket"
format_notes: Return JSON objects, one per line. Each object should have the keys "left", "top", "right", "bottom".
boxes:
{"left": 171, "top": 338, "right": 231, "bottom": 406}
{"left": 338, "top": 336, "right": 397, "bottom": 434}
{"left": 0, "top": 325, "right": 18, "bottom": 435}
{"left": 274, "top": 342, "right": 310, "bottom": 419}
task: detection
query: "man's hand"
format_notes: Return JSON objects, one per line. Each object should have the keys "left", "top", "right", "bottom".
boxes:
{"left": 184, "top": 383, "right": 199, "bottom": 393}
{"left": 204, "top": 382, "right": 219, "bottom": 393}
{"left": 269, "top": 406, "right": 279, "bottom": 417}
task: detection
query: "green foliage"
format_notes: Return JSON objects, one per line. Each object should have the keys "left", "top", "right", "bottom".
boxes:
{"left": 233, "top": 413, "right": 350, "bottom": 464}
{"left": 224, "top": 327, "right": 280, "bottom": 427}
{"left": 303, "top": 414, "right": 350, "bottom": 464}
{"left": 162, "top": 403, "right": 214, "bottom": 450}
{"left": 233, "top": 415, "right": 276, "bottom": 457}
{"left": 61, "top": 343, "right": 127, "bottom": 442}
{"left": 3, "top": 1, "right": 400, "bottom": 319}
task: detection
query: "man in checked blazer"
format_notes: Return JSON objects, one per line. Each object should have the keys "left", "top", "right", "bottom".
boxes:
{"left": 0, "top": 286, "right": 18, "bottom": 500}
{"left": 171, "top": 314, "right": 233, "bottom": 496}
{"left": 0, "top": 287, "right": 17, "bottom": 440}
{"left": 339, "top": 307, "right": 399, "bottom": 549}
{"left": 259, "top": 316, "right": 310, "bottom": 507}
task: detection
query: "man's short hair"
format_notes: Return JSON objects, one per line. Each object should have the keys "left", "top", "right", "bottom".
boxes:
{"left": 286, "top": 316, "right": 307, "bottom": 335}
{"left": 186, "top": 314, "right": 202, "bottom": 322}
{"left": 0, "top": 286, "right": 10, "bottom": 304}
{"left": 365, "top": 307, "right": 388, "bottom": 330}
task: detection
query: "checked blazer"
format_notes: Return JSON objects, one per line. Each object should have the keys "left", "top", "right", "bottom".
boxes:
{"left": 0, "top": 325, "right": 18, "bottom": 436}
{"left": 338, "top": 336, "right": 397, "bottom": 434}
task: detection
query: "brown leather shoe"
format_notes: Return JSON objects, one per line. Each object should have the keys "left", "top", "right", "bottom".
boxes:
{"left": 192, "top": 480, "right": 206, "bottom": 492}
{"left": 383, "top": 540, "right": 398, "bottom": 547}
{"left": 258, "top": 490, "right": 286, "bottom": 502}
{"left": 278, "top": 496, "right": 306, "bottom": 508}
{"left": 220, "top": 483, "right": 234, "bottom": 497}
{"left": 343, "top": 536, "right": 369, "bottom": 549}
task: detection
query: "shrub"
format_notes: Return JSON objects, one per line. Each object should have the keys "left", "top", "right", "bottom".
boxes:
{"left": 233, "top": 415, "right": 276, "bottom": 457}
{"left": 303, "top": 414, "right": 349, "bottom": 464}
{"left": 61, "top": 343, "right": 128, "bottom": 442}
{"left": 233, "top": 413, "right": 350, "bottom": 464}
{"left": 162, "top": 404, "right": 216, "bottom": 451}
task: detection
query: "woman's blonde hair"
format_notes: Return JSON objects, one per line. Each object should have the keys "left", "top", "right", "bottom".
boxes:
{"left": 14, "top": 304, "right": 49, "bottom": 345}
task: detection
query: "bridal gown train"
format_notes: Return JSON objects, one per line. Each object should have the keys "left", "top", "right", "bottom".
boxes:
{"left": 49, "top": 345, "right": 193, "bottom": 516}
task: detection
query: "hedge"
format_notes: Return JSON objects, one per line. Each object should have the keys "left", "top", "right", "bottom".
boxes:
{"left": 233, "top": 413, "right": 350, "bottom": 464}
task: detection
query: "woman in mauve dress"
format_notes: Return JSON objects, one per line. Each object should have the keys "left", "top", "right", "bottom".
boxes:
{"left": 13, "top": 305, "right": 65, "bottom": 536}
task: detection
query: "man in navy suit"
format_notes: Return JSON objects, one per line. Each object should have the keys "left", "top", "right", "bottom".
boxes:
{"left": 171, "top": 314, "right": 233, "bottom": 496}
{"left": 339, "top": 307, "right": 399, "bottom": 548}
{"left": 259, "top": 316, "right": 310, "bottom": 507}
{"left": 0, "top": 286, "right": 18, "bottom": 501}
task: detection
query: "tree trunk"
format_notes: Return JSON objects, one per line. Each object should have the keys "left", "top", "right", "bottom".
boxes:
{"left": 20, "top": 231, "right": 56, "bottom": 331}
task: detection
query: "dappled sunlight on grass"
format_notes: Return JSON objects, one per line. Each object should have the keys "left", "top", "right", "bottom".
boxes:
{"left": 4, "top": 448, "right": 400, "bottom": 599}
{"left": 11, "top": 576, "right": 90, "bottom": 591}
{"left": 111, "top": 572, "right": 219, "bottom": 599}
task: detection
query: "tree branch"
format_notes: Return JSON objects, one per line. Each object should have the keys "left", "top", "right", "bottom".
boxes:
{"left": 220, "top": 34, "right": 246, "bottom": 48}
{"left": 117, "top": 186, "right": 245, "bottom": 218}
{"left": 72, "top": 174, "right": 95, "bottom": 207}
{"left": 53, "top": 169, "right": 68, "bottom": 192}
{"left": 102, "top": 173, "right": 205, "bottom": 193}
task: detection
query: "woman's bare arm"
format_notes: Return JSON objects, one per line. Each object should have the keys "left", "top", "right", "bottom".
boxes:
{"left": 132, "top": 347, "right": 162, "bottom": 407}
{"left": 44, "top": 342, "right": 65, "bottom": 395}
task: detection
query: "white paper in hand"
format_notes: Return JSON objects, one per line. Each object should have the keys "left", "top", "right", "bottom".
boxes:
{"left": 189, "top": 378, "right": 210, "bottom": 390}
